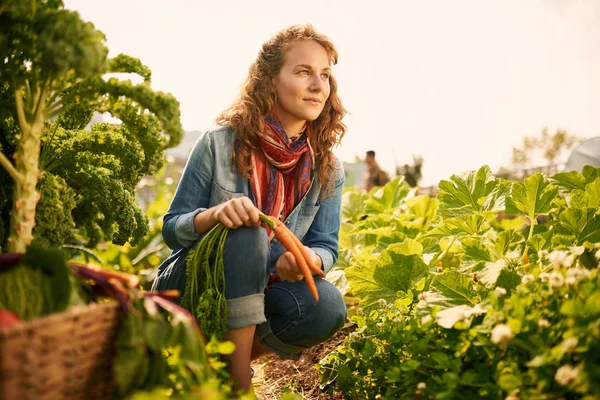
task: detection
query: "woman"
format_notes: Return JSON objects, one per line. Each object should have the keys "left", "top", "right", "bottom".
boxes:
{"left": 153, "top": 23, "right": 347, "bottom": 391}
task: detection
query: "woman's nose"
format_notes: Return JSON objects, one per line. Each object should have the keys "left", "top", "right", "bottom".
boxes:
{"left": 309, "top": 75, "right": 324, "bottom": 92}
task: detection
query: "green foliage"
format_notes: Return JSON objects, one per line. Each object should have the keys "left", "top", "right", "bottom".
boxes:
{"left": 0, "top": 244, "right": 77, "bottom": 319}
{"left": 0, "top": 1, "right": 183, "bottom": 251}
{"left": 32, "top": 171, "right": 76, "bottom": 247}
{"left": 322, "top": 165, "right": 600, "bottom": 399}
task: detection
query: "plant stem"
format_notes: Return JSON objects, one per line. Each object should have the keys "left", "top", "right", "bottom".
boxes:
{"left": 0, "top": 152, "right": 23, "bottom": 184}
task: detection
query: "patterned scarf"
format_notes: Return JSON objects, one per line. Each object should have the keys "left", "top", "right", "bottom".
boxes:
{"left": 250, "top": 115, "right": 314, "bottom": 224}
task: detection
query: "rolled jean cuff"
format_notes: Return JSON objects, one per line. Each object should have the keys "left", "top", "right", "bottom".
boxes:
{"left": 226, "top": 294, "right": 266, "bottom": 329}
{"left": 255, "top": 321, "right": 304, "bottom": 360}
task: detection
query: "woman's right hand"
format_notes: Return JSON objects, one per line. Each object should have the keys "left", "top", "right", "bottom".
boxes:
{"left": 210, "top": 197, "right": 261, "bottom": 229}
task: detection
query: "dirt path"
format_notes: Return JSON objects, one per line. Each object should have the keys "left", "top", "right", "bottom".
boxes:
{"left": 251, "top": 327, "right": 352, "bottom": 399}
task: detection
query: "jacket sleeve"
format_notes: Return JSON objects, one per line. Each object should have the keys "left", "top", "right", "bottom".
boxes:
{"left": 162, "top": 132, "right": 214, "bottom": 250}
{"left": 303, "top": 162, "right": 345, "bottom": 273}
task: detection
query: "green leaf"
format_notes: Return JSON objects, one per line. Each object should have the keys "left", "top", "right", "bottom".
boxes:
{"left": 557, "top": 207, "right": 600, "bottom": 245}
{"left": 527, "top": 231, "right": 553, "bottom": 252}
{"left": 496, "top": 269, "right": 521, "bottom": 293}
{"left": 434, "top": 304, "right": 486, "bottom": 329}
{"left": 582, "top": 165, "right": 600, "bottom": 182}
{"left": 406, "top": 195, "right": 440, "bottom": 227}
{"left": 462, "top": 237, "right": 493, "bottom": 262}
{"left": 570, "top": 178, "right": 600, "bottom": 209}
{"left": 494, "top": 230, "right": 524, "bottom": 258}
{"left": 346, "top": 250, "right": 427, "bottom": 308}
{"left": 552, "top": 170, "right": 587, "bottom": 191}
{"left": 364, "top": 176, "right": 411, "bottom": 214}
{"left": 427, "top": 215, "right": 486, "bottom": 238}
{"left": 437, "top": 165, "right": 504, "bottom": 218}
{"left": 386, "top": 238, "right": 423, "bottom": 256}
{"left": 427, "top": 271, "right": 479, "bottom": 308}
{"left": 496, "top": 216, "right": 527, "bottom": 232}
{"left": 215, "top": 341, "right": 236, "bottom": 355}
{"left": 477, "top": 259, "right": 507, "bottom": 288}
{"left": 505, "top": 173, "right": 558, "bottom": 221}
{"left": 340, "top": 189, "right": 367, "bottom": 222}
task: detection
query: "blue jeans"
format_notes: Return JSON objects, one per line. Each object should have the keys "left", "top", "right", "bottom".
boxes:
{"left": 152, "top": 226, "right": 347, "bottom": 359}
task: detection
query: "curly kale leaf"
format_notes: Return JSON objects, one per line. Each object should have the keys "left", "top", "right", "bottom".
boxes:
{"left": 32, "top": 171, "right": 76, "bottom": 247}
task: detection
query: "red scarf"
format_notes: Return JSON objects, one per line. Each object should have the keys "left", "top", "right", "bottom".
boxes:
{"left": 250, "top": 115, "right": 314, "bottom": 225}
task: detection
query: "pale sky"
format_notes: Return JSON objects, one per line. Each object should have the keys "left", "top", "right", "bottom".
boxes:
{"left": 64, "top": 0, "right": 600, "bottom": 186}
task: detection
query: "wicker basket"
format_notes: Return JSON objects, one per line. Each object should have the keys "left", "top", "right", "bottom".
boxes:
{"left": 0, "top": 301, "right": 121, "bottom": 400}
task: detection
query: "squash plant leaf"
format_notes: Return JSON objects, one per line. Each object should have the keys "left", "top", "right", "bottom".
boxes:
{"left": 346, "top": 241, "right": 427, "bottom": 308}
{"left": 364, "top": 176, "right": 411, "bottom": 214}
{"left": 505, "top": 173, "right": 558, "bottom": 221}
{"left": 430, "top": 270, "right": 479, "bottom": 306}
{"left": 462, "top": 237, "right": 493, "bottom": 262}
{"left": 552, "top": 170, "right": 587, "bottom": 191}
{"left": 406, "top": 195, "right": 440, "bottom": 228}
{"left": 570, "top": 178, "right": 600, "bottom": 209}
{"left": 582, "top": 165, "right": 600, "bottom": 182}
{"left": 427, "top": 215, "right": 485, "bottom": 238}
{"left": 437, "top": 165, "right": 503, "bottom": 218}
{"left": 341, "top": 189, "right": 367, "bottom": 223}
{"left": 477, "top": 259, "right": 507, "bottom": 289}
{"left": 557, "top": 207, "right": 600, "bottom": 245}
{"left": 495, "top": 230, "right": 524, "bottom": 257}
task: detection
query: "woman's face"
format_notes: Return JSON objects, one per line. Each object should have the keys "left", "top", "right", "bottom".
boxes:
{"left": 272, "top": 40, "right": 331, "bottom": 136}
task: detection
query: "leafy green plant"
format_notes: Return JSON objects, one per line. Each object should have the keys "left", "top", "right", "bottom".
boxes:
{"left": 0, "top": 0, "right": 183, "bottom": 252}
{"left": 320, "top": 165, "right": 600, "bottom": 399}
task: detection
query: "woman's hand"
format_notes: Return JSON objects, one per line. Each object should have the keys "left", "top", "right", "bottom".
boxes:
{"left": 276, "top": 245, "right": 322, "bottom": 282}
{"left": 211, "top": 197, "right": 261, "bottom": 229}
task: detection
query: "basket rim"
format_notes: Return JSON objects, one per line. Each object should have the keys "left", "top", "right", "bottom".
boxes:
{"left": 0, "top": 300, "right": 120, "bottom": 337}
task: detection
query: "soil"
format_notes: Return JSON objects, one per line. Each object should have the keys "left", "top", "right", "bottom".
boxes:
{"left": 251, "top": 326, "right": 353, "bottom": 400}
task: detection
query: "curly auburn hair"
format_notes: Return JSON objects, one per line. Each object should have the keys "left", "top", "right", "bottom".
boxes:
{"left": 216, "top": 23, "right": 347, "bottom": 197}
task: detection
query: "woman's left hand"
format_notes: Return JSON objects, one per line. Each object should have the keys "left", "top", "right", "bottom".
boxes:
{"left": 275, "top": 246, "right": 322, "bottom": 282}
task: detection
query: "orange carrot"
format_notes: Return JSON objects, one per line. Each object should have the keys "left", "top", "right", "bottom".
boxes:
{"left": 271, "top": 219, "right": 319, "bottom": 303}
{"left": 274, "top": 219, "right": 325, "bottom": 278}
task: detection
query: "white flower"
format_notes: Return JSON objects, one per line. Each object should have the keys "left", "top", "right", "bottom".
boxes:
{"left": 378, "top": 298, "right": 387, "bottom": 307}
{"left": 357, "top": 326, "right": 367, "bottom": 334}
{"left": 548, "top": 250, "right": 574, "bottom": 268}
{"left": 495, "top": 287, "right": 507, "bottom": 297}
{"left": 538, "top": 250, "right": 549, "bottom": 259}
{"left": 418, "top": 292, "right": 428, "bottom": 302}
{"left": 549, "top": 250, "right": 567, "bottom": 264}
{"left": 596, "top": 249, "right": 600, "bottom": 261}
{"left": 565, "top": 268, "right": 590, "bottom": 286}
{"left": 570, "top": 245, "right": 585, "bottom": 256}
{"left": 521, "top": 274, "right": 535, "bottom": 284}
{"left": 393, "top": 317, "right": 402, "bottom": 323}
{"left": 561, "top": 337, "right": 578, "bottom": 353}
{"left": 539, "top": 272, "right": 550, "bottom": 282}
{"left": 538, "top": 319, "right": 550, "bottom": 328}
{"left": 417, "top": 382, "right": 426, "bottom": 390}
{"left": 555, "top": 364, "right": 579, "bottom": 386}
{"left": 491, "top": 324, "right": 513, "bottom": 345}
{"left": 505, "top": 395, "right": 519, "bottom": 400}
{"left": 548, "top": 272, "right": 565, "bottom": 288}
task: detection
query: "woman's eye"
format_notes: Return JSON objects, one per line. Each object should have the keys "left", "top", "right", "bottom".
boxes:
{"left": 299, "top": 70, "right": 309, "bottom": 75}
{"left": 321, "top": 73, "right": 330, "bottom": 79}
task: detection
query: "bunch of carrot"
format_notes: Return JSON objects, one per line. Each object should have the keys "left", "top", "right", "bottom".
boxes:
{"left": 181, "top": 213, "right": 325, "bottom": 339}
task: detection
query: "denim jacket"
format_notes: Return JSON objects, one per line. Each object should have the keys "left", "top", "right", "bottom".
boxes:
{"left": 161, "top": 126, "right": 344, "bottom": 273}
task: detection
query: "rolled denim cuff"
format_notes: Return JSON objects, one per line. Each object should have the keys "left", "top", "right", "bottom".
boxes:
{"left": 226, "top": 294, "right": 266, "bottom": 329}
{"left": 311, "top": 247, "right": 334, "bottom": 273}
{"left": 255, "top": 321, "right": 304, "bottom": 360}
{"left": 174, "top": 208, "right": 206, "bottom": 248}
